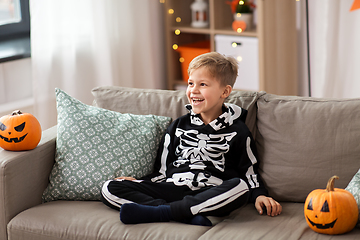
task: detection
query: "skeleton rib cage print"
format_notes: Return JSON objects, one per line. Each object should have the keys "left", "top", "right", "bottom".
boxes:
{"left": 150, "top": 104, "right": 262, "bottom": 192}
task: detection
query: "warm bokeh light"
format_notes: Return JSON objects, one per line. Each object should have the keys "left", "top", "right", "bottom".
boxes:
{"left": 172, "top": 44, "right": 178, "bottom": 50}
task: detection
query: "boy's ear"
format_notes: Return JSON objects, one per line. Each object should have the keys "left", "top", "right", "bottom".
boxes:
{"left": 221, "top": 85, "right": 232, "bottom": 99}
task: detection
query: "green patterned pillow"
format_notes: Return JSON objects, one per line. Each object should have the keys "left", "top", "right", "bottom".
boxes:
{"left": 346, "top": 168, "right": 360, "bottom": 224}
{"left": 42, "top": 89, "right": 171, "bottom": 202}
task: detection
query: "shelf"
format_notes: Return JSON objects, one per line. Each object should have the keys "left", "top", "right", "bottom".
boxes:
{"left": 213, "top": 28, "right": 257, "bottom": 37}
{"left": 171, "top": 25, "right": 257, "bottom": 37}
{"left": 171, "top": 25, "right": 210, "bottom": 34}
{"left": 163, "top": 0, "right": 298, "bottom": 95}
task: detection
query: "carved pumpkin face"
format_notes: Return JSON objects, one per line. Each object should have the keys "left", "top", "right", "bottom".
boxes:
{"left": 0, "top": 110, "right": 42, "bottom": 151}
{"left": 304, "top": 176, "right": 359, "bottom": 235}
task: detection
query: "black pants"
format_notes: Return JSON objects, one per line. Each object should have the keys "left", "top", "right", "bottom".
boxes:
{"left": 101, "top": 178, "right": 250, "bottom": 221}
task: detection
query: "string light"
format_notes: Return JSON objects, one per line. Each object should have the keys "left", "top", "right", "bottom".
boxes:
{"left": 232, "top": 42, "right": 238, "bottom": 48}
{"left": 237, "top": 56, "right": 243, "bottom": 62}
{"left": 175, "top": 29, "right": 181, "bottom": 35}
{"left": 237, "top": 28, "right": 243, "bottom": 33}
{"left": 179, "top": 57, "right": 184, "bottom": 63}
{"left": 176, "top": 17, "right": 182, "bottom": 22}
{"left": 159, "top": 0, "right": 165, "bottom": 3}
{"left": 172, "top": 44, "right": 178, "bottom": 50}
{"left": 239, "top": 1, "right": 244, "bottom": 5}
{"left": 168, "top": 9, "right": 174, "bottom": 14}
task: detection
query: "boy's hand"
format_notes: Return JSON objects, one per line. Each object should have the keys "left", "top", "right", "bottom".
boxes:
{"left": 114, "top": 176, "right": 137, "bottom": 181}
{"left": 255, "top": 195, "right": 282, "bottom": 217}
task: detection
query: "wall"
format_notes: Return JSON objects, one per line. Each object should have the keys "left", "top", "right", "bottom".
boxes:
{"left": 0, "top": 58, "right": 34, "bottom": 117}
{"left": 296, "top": 1, "right": 310, "bottom": 97}
{"left": 296, "top": 1, "right": 360, "bottom": 98}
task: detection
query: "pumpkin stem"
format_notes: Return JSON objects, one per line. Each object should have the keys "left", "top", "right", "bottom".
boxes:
{"left": 326, "top": 175, "right": 339, "bottom": 192}
{"left": 12, "top": 110, "right": 22, "bottom": 116}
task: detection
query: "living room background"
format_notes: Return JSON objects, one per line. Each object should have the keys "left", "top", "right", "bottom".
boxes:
{"left": 0, "top": 0, "right": 359, "bottom": 130}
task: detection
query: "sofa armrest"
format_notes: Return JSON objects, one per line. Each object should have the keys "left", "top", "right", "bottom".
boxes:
{"left": 0, "top": 126, "right": 57, "bottom": 240}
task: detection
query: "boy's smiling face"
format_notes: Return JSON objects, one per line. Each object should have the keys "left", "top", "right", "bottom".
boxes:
{"left": 186, "top": 66, "right": 232, "bottom": 125}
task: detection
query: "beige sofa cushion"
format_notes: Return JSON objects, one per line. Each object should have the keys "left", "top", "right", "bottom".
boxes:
{"left": 198, "top": 202, "right": 360, "bottom": 240}
{"left": 8, "top": 201, "right": 210, "bottom": 240}
{"left": 91, "top": 86, "right": 262, "bottom": 138}
{"left": 256, "top": 94, "right": 360, "bottom": 202}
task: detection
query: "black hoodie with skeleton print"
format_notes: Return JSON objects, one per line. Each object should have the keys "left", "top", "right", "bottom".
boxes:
{"left": 142, "top": 103, "right": 268, "bottom": 203}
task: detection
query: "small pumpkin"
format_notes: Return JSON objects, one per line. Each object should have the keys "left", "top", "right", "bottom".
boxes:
{"left": 304, "top": 175, "right": 359, "bottom": 235}
{"left": 0, "top": 110, "right": 42, "bottom": 151}
{"left": 232, "top": 20, "right": 247, "bottom": 33}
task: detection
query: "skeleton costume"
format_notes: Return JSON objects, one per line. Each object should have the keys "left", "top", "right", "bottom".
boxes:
{"left": 101, "top": 103, "right": 268, "bottom": 222}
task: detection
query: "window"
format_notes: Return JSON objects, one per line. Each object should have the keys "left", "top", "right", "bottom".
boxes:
{"left": 0, "top": 0, "right": 21, "bottom": 25}
{"left": 0, "top": 0, "right": 30, "bottom": 63}
{"left": 0, "top": 0, "right": 30, "bottom": 39}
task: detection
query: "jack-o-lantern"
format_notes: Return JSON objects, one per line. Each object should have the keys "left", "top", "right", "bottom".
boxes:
{"left": 304, "top": 175, "right": 359, "bottom": 235}
{"left": 0, "top": 110, "right": 42, "bottom": 151}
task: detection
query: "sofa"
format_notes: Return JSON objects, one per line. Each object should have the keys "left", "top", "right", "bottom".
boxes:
{"left": 1, "top": 86, "right": 360, "bottom": 240}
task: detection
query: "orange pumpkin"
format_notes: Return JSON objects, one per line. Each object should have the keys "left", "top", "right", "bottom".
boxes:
{"left": 0, "top": 110, "right": 42, "bottom": 151}
{"left": 232, "top": 20, "right": 247, "bottom": 33}
{"left": 304, "top": 176, "right": 359, "bottom": 235}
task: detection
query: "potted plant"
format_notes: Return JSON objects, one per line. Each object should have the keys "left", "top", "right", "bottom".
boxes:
{"left": 227, "top": 0, "right": 256, "bottom": 31}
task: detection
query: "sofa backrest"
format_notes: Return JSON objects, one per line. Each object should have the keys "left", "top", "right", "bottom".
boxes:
{"left": 92, "top": 86, "right": 189, "bottom": 122}
{"left": 92, "top": 86, "right": 262, "bottom": 138}
{"left": 92, "top": 86, "right": 360, "bottom": 203}
{"left": 256, "top": 93, "right": 360, "bottom": 202}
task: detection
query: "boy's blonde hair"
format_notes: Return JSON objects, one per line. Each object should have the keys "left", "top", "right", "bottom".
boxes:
{"left": 188, "top": 52, "right": 238, "bottom": 87}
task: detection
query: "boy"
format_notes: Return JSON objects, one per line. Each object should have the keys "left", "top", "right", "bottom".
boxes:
{"left": 101, "top": 52, "right": 282, "bottom": 226}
